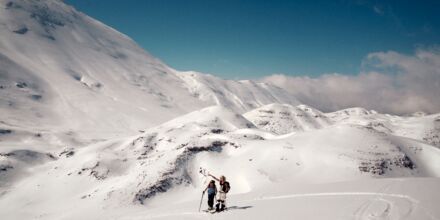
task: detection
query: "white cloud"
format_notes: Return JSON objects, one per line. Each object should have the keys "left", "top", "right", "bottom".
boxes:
{"left": 262, "top": 48, "right": 440, "bottom": 114}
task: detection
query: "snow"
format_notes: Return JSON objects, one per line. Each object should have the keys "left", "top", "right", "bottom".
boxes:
{"left": 0, "top": 0, "right": 297, "bottom": 141}
{"left": 243, "top": 103, "right": 331, "bottom": 134}
{"left": 131, "top": 178, "right": 440, "bottom": 220}
{"left": 0, "top": 0, "right": 439, "bottom": 220}
{"left": 176, "top": 71, "right": 299, "bottom": 113}
{"left": 2, "top": 104, "right": 440, "bottom": 219}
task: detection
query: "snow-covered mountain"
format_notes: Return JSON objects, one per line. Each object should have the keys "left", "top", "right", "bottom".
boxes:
{"left": 177, "top": 71, "right": 298, "bottom": 113}
{"left": 243, "top": 103, "right": 332, "bottom": 134}
{"left": 245, "top": 104, "right": 440, "bottom": 148}
{"left": 0, "top": 0, "right": 298, "bottom": 140}
{"left": 2, "top": 104, "right": 440, "bottom": 219}
{"left": 1, "top": 1, "right": 440, "bottom": 220}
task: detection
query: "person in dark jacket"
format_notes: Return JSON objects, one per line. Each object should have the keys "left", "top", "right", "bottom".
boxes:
{"left": 203, "top": 180, "right": 217, "bottom": 210}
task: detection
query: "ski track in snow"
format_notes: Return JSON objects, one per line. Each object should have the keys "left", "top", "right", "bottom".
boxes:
{"left": 250, "top": 192, "right": 419, "bottom": 219}
{"left": 131, "top": 190, "right": 438, "bottom": 220}
{"left": 251, "top": 190, "right": 438, "bottom": 220}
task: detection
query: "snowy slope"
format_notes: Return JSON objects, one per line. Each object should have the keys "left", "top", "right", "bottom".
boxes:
{"left": 243, "top": 103, "right": 331, "bottom": 134}
{"left": 0, "top": 0, "right": 299, "bottom": 141}
{"left": 245, "top": 104, "right": 440, "bottom": 148}
{"left": 125, "top": 178, "right": 440, "bottom": 220}
{"left": 326, "top": 107, "right": 440, "bottom": 147}
{"left": 176, "top": 71, "right": 299, "bottom": 113}
{"left": 0, "top": 0, "right": 203, "bottom": 140}
{"left": 1, "top": 105, "right": 440, "bottom": 219}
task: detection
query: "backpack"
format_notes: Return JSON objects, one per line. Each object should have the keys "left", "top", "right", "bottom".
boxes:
{"left": 222, "top": 181, "right": 231, "bottom": 193}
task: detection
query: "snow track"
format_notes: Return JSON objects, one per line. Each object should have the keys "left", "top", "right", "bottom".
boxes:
{"left": 244, "top": 189, "right": 420, "bottom": 220}
{"left": 125, "top": 186, "right": 437, "bottom": 220}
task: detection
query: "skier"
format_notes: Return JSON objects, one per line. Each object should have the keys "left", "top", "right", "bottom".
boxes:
{"left": 209, "top": 174, "right": 230, "bottom": 211}
{"left": 203, "top": 180, "right": 217, "bottom": 210}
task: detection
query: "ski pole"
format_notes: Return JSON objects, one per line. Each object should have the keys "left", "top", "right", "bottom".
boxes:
{"left": 198, "top": 191, "right": 205, "bottom": 212}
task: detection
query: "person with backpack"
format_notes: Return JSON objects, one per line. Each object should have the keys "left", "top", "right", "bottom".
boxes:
{"left": 209, "top": 174, "right": 230, "bottom": 211}
{"left": 203, "top": 180, "right": 217, "bottom": 210}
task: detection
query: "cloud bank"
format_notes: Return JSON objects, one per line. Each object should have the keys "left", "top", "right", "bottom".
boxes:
{"left": 262, "top": 48, "right": 440, "bottom": 115}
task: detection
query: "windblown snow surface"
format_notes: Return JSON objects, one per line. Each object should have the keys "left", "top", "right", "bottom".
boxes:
{"left": 1, "top": 1, "right": 440, "bottom": 220}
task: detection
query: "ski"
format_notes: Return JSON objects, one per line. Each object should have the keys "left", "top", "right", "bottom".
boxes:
{"left": 203, "top": 208, "right": 228, "bottom": 214}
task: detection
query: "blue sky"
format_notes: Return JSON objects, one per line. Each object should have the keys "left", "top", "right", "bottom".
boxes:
{"left": 66, "top": 0, "right": 439, "bottom": 79}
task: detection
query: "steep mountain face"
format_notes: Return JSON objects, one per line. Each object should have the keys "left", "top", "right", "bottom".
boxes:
{"left": 0, "top": 0, "right": 298, "bottom": 140}
{"left": 0, "top": 0, "right": 199, "bottom": 138}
